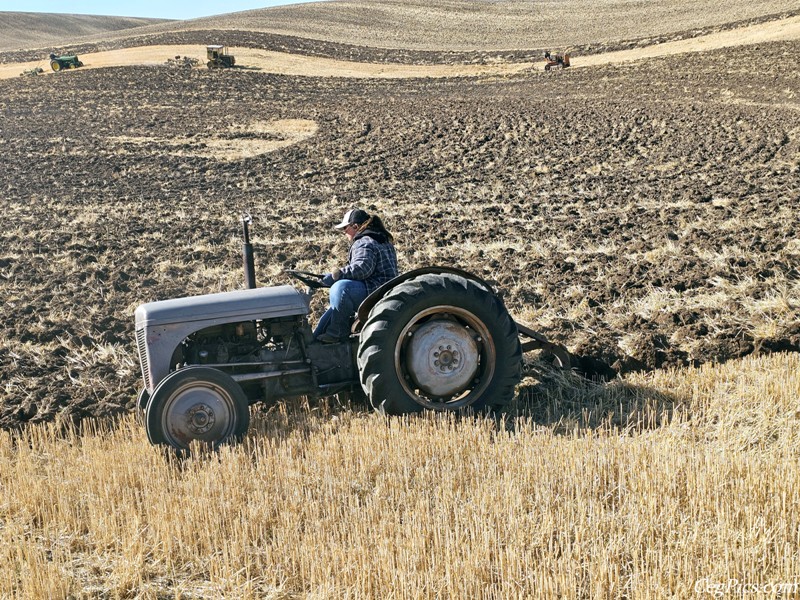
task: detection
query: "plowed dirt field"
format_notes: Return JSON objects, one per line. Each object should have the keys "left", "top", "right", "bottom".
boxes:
{"left": 0, "top": 33, "right": 798, "bottom": 428}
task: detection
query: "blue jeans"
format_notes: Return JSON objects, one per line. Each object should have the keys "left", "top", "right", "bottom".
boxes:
{"left": 313, "top": 279, "right": 369, "bottom": 340}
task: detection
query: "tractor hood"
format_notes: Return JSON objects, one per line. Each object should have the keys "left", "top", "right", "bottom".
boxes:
{"left": 134, "top": 285, "right": 310, "bottom": 393}
{"left": 135, "top": 285, "right": 308, "bottom": 330}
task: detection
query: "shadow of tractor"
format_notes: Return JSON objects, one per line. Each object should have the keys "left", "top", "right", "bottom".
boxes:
{"left": 514, "top": 361, "right": 682, "bottom": 435}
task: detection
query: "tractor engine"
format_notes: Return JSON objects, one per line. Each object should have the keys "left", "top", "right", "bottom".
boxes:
{"left": 181, "top": 317, "right": 302, "bottom": 366}
{"left": 179, "top": 314, "right": 355, "bottom": 400}
{"left": 135, "top": 285, "right": 313, "bottom": 396}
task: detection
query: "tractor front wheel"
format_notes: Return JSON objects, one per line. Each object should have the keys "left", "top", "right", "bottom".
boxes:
{"left": 357, "top": 273, "right": 522, "bottom": 415}
{"left": 145, "top": 366, "right": 250, "bottom": 451}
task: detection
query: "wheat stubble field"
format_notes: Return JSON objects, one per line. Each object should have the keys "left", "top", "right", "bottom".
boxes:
{"left": 1, "top": 1, "right": 799, "bottom": 597}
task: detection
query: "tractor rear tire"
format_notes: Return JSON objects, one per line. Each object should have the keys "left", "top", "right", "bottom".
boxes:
{"left": 50, "top": 60, "right": 61, "bottom": 72}
{"left": 357, "top": 273, "right": 522, "bottom": 415}
{"left": 145, "top": 366, "right": 250, "bottom": 451}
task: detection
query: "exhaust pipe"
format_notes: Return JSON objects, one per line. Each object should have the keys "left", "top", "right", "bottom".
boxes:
{"left": 242, "top": 213, "right": 256, "bottom": 289}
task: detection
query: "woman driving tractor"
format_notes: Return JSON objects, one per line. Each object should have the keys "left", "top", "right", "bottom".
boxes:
{"left": 314, "top": 208, "right": 399, "bottom": 343}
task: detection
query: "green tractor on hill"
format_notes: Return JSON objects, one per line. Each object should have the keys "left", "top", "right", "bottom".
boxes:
{"left": 49, "top": 53, "right": 83, "bottom": 71}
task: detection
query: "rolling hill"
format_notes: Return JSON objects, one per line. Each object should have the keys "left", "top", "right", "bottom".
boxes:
{"left": 183, "top": 0, "right": 800, "bottom": 51}
{"left": 3, "top": 0, "right": 799, "bottom": 54}
{"left": 0, "top": 11, "right": 172, "bottom": 51}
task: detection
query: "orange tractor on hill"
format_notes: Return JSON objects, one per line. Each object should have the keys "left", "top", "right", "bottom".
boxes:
{"left": 544, "top": 51, "right": 570, "bottom": 70}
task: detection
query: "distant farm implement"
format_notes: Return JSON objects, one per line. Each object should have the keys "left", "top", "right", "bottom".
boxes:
{"left": 165, "top": 55, "right": 201, "bottom": 68}
{"left": 49, "top": 53, "right": 83, "bottom": 71}
{"left": 206, "top": 45, "right": 236, "bottom": 69}
{"left": 544, "top": 51, "right": 570, "bottom": 71}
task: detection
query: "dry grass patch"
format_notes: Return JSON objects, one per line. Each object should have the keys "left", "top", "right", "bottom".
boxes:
{"left": 108, "top": 118, "right": 318, "bottom": 161}
{"left": 0, "top": 45, "right": 537, "bottom": 81}
{"left": 1, "top": 353, "right": 799, "bottom": 597}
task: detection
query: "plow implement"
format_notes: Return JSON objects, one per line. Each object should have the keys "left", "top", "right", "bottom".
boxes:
{"left": 517, "top": 321, "right": 615, "bottom": 379}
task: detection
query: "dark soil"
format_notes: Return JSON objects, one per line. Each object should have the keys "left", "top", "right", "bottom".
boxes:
{"left": 0, "top": 38, "right": 798, "bottom": 428}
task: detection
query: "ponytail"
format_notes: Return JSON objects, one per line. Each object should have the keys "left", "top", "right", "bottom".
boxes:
{"left": 367, "top": 215, "right": 394, "bottom": 243}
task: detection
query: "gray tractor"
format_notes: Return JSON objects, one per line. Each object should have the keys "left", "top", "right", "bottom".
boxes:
{"left": 134, "top": 217, "right": 604, "bottom": 451}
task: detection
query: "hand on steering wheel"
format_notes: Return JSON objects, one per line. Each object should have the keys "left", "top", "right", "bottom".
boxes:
{"left": 285, "top": 270, "right": 326, "bottom": 289}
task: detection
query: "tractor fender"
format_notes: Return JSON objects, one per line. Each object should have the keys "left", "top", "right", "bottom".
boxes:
{"left": 354, "top": 266, "right": 498, "bottom": 330}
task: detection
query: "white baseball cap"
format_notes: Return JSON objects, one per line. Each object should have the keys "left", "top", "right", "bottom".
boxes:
{"left": 334, "top": 208, "right": 369, "bottom": 229}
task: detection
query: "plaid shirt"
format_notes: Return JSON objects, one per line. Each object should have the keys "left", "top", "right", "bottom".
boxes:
{"left": 340, "top": 234, "right": 398, "bottom": 294}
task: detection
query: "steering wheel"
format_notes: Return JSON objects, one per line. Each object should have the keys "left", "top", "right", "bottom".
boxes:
{"left": 285, "top": 269, "right": 326, "bottom": 289}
